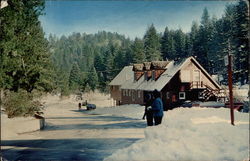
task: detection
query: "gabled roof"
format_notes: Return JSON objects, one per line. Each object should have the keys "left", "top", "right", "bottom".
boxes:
{"left": 189, "top": 57, "right": 221, "bottom": 89}
{"left": 109, "top": 66, "right": 133, "bottom": 86}
{"left": 111, "top": 56, "right": 221, "bottom": 91}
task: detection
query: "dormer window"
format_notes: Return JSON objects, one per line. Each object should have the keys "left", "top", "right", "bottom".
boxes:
{"left": 133, "top": 64, "right": 144, "bottom": 81}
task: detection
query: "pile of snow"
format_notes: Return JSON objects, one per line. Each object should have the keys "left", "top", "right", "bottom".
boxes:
{"left": 88, "top": 104, "right": 144, "bottom": 119}
{"left": 1, "top": 113, "right": 42, "bottom": 140}
{"left": 105, "top": 107, "right": 249, "bottom": 161}
{"left": 199, "top": 101, "right": 224, "bottom": 107}
{"left": 234, "top": 84, "right": 249, "bottom": 102}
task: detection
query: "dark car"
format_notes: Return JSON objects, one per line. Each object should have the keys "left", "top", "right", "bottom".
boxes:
{"left": 181, "top": 100, "right": 193, "bottom": 108}
{"left": 86, "top": 104, "right": 96, "bottom": 110}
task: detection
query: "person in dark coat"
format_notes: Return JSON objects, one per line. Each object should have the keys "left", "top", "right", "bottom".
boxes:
{"left": 142, "top": 93, "right": 153, "bottom": 126}
{"left": 151, "top": 89, "right": 164, "bottom": 125}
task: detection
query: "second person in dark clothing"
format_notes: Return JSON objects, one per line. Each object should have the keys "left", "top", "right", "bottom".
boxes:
{"left": 143, "top": 93, "right": 153, "bottom": 126}
{"left": 151, "top": 89, "right": 164, "bottom": 125}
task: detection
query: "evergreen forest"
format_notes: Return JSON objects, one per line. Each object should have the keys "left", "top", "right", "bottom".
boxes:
{"left": 0, "top": 0, "right": 249, "bottom": 117}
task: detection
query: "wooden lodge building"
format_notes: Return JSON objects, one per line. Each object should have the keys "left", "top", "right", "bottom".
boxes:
{"left": 109, "top": 56, "right": 225, "bottom": 110}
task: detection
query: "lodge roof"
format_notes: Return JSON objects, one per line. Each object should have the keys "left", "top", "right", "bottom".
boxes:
{"left": 109, "top": 56, "right": 221, "bottom": 91}
{"left": 109, "top": 66, "right": 133, "bottom": 86}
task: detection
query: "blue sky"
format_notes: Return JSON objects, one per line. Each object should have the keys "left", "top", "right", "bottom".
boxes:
{"left": 40, "top": 0, "right": 235, "bottom": 39}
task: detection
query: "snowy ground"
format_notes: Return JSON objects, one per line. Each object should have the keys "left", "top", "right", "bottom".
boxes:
{"left": 105, "top": 107, "right": 249, "bottom": 161}
{"left": 1, "top": 92, "right": 249, "bottom": 161}
{"left": 1, "top": 94, "right": 146, "bottom": 160}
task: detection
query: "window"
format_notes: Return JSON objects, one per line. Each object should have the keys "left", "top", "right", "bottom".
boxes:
{"left": 179, "top": 92, "right": 185, "bottom": 100}
{"left": 144, "top": 72, "right": 147, "bottom": 80}
{"left": 198, "top": 92, "right": 204, "bottom": 99}
{"left": 132, "top": 91, "right": 135, "bottom": 101}
{"left": 166, "top": 92, "right": 170, "bottom": 99}
{"left": 125, "top": 89, "right": 128, "bottom": 96}
{"left": 152, "top": 71, "right": 155, "bottom": 80}
{"left": 193, "top": 70, "right": 200, "bottom": 82}
{"left": 138, "top": 91, "right": 141, "bottom": 98}
{"left": 129, "top": 90, "right": 131, "bottom": 96}
{"left": 123, "top": 90, "right": 126, "bottom": 96}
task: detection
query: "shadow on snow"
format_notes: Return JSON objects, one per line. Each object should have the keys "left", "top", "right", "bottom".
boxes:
{"left": 1, "top": 138, "right": 139, "bottom": 161}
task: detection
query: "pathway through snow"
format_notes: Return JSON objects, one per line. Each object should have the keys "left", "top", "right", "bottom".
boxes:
{"left": 1, "top": 95, "right": 146, "bottom": 160}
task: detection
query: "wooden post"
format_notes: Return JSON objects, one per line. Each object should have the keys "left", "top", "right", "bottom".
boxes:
{"left": 227, "top": 54, "right": 234, "bottom": 126}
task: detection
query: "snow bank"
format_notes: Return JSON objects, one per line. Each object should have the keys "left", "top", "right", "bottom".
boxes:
{"left": 1, "top": 113, "right": 43, "bottom": 140}
{"left": 234, "top": 85, "right": 249, "bottom": 102}
{"left": 88, "top": 104, "right": 144, "bottom": 119}
{"left": 199, "top": 101, "right": 225, "bottom": 107}
{"left": 105, "top": 108, "right": 249, "bottom": 161}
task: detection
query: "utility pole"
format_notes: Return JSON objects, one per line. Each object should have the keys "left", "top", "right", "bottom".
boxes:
{"left": 226, "top": 41, "right": 234, "bottom": 126}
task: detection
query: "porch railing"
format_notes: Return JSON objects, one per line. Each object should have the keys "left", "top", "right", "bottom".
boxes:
{"left": 190, "top": 81, "right": 204, "bottom": 89}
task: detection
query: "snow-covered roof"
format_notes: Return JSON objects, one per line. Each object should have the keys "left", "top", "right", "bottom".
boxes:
{"left": 116, "top": 56, "right": 221, "bottom": 91}
{"left": 121, "top": 59, "right": 183, "bottom": 91}
{"left": 109, "top": 66, "right": 133, "bottom": 86}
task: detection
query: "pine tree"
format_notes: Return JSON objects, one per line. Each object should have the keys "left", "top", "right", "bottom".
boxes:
{"left": 144, "top": 24, "right": 161, "bottom": 61}
{"left": 168, "top": 31, "right": 177, "bottom": 60}
{"left": 69, "top": 62, "right": 81, "bottom": 90}
{"left": 0, "top": 0, "right": 53, "bottom": 92}
{"left": 114, "top": 49, "right": 125, "bottom": 70}
{"left": 184, "top": 34, "right": 192, "bottom": 57}
{"left": 86, "top": 66, "right": 98, "bottom": 91}
{"left": 131, "top": 38, "right": 146, "bottom": 63}
{"left": 124, "top": 47, "right": 133, "bottom": 66}
{"left": 161, "top": 27, "right": 171, "bottom": 60}
{"left": 173, "top": 29, "right": 186, "bottom": 59}
{"left": 234, "top": 0, "right": 249, "bottom": 84}
{"left": 190, "top": 21, "right": 199, "bottom": 57}
{"left": 196, "top": 8, "right": 213, "bottom": 72}
{"left": 103, "top": 50, "right": 114, "bottom": 83}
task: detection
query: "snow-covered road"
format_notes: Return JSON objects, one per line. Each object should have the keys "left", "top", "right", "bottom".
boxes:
{"left": 1, "top": 97, "right": 146, "bottom": 161}
{"left": 2, "top": 93, "right": 249, "bottom": 161}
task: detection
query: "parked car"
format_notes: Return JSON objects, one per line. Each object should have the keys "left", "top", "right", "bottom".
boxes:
{"left": 181, "top": 100, "right": 192, "bottom": 108}
{"left": 86, "top": 104, "right": 96, "bottom": 110}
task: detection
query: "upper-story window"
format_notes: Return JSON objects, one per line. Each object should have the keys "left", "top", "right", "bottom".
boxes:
{"left": 193, "top": 70, "right": 200, "bottom": 82}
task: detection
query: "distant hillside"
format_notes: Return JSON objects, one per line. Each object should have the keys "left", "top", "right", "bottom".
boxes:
{"left": 48, "top": 31, "right": 133, "bottom": 94}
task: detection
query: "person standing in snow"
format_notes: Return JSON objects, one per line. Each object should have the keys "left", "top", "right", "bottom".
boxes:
{"left": 142, "top": 93, "right": 153, "bottom": 126}
{"left": 151, "top": 89, "right": 164, "bottom": 125}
